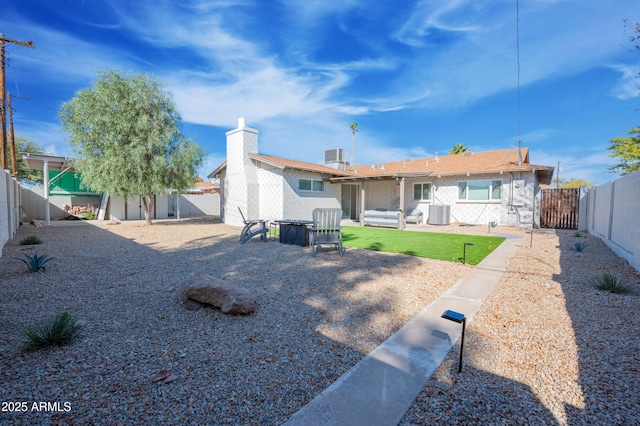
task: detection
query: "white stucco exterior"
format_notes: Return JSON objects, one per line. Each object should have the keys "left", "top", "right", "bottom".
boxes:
{"left": 215, "top": 118, "right": 548, "bottom": 229}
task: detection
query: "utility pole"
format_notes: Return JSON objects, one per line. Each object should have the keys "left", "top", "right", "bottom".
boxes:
{"left": 0, "top": 33, "right": 35, "bottom": 170}
{"left": 8, "top": 92, "right": 17, "bottom": 176}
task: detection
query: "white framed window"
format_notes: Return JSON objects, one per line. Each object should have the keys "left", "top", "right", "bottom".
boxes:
{"left": 299, "top": 178, "right": 326, "bottom": 192}
{"left": 458, "top": 180, "right": 502, "bottom": 201}
{"left": 413, "top": 182, "right": 432, "bottom": 200}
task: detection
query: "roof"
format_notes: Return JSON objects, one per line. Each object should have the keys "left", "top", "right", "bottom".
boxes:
{"left": 21, "top": 153, "right": 73, "bottom": 171}
{"left": 249, "top": 154, "right": 358, "bottom": 177}
{"left": 208, "top": 148, "right": 555, "bottom": 184}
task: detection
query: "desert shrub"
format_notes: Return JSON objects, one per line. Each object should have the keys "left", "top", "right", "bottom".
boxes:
{"left": 22, "top": 312, "right": 82, "bottom": 352}
{"left": 592, "top": 272, "right": 632, "bottom": 294}
{"left": 20, "top": 235, "right": 42, "bottom": 245}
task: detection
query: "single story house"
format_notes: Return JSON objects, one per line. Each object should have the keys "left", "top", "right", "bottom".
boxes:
{"left": 209, "top": 118, "right": 554, "bottom": 229}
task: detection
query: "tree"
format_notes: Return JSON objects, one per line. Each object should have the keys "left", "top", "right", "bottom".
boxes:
{"left": 449, "top": 143, "right": 469, "bottom": 155}
{"left": 608, "top": 128, "right": 640, "bottom": 176}
{"left": 624, "top": 19, "right": 639, "bottom": 80}
{"left": 9, "top": 136, "right": 45, "bottom": 185}
{"left": 350, "top": 122, "right": 358, "bottom": 165}
{"left": 562, "top": 178, "right": 594, "bottom": 189}
{"left": 59, "top": 70, "right": 204, "bottom": 225}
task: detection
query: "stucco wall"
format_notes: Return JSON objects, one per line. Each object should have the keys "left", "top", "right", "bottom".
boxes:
{"left": 256, "top": 162, "right": 284, "bottom": 221}
{"left": 361, "top": 172, "right": 538, "bottom": 227}
{"left": 224, "top": 122, "right": 259, "bottom": 227}
{"left": 282, "top": 170, "right": 341, "bottom": 220}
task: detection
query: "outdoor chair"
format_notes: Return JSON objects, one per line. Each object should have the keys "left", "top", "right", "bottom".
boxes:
{"left": 238, "top": 207, "right": 268, "bottom": 244}
{"left": 309, "top": 208, "right": 344, "bottom": 257}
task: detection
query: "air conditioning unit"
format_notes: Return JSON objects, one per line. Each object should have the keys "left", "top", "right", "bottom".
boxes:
{"left": 324, "top": 148, "right": 345, "bottom": 163}
{"left": 428, "top": 205, "right": 451, "bottom": 225}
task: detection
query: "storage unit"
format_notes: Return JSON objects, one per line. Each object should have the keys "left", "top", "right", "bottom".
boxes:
{"left": 428, "top": 205, "right": 451, "bottom": 225}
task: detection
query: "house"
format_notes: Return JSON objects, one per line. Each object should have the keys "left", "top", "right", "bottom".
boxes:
{"left": 209, "top": 118, "right": 554, "bottom": 229}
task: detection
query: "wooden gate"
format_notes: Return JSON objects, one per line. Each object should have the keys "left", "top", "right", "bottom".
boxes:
{"left": 541, "top": 188, "right": 579, "bottom": 229}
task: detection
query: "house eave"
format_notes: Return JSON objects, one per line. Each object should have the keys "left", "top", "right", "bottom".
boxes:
{"left": 207, "top": 161, "right": 227, "bottom": 179}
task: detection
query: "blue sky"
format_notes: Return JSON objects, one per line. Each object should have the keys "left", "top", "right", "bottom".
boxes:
{"left": 2, "top": 0, "right": 638, "bottom": 185}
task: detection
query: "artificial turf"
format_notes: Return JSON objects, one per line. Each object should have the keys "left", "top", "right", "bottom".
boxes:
{"left": 341, "top": 226, "right": 505, "bottom": 265}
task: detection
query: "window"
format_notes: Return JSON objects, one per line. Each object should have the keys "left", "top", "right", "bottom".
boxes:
{"left": 299, "top": 178, "right": 325, "bottom": 192}
{"left": 457, "top": 180, "right": 502, "bottom": 201}
{"left": 413, "top": 183, "right": 432, "bottom": 200}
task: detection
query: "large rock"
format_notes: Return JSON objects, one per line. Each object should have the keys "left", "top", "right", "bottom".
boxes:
{"left": 181, "top": 272, "right": 257, "bottom": 315}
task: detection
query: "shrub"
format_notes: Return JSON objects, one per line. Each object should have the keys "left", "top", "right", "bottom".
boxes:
{"left": 573, "top": 241, "right": 587, "bottom": 252}
{"left": 18, "top": 252, "right": 54, "bottom": 272}
{"left": 20, "top": 235, "right": 42, "bottom": 245}
{"left": 573, "top": 231, "right": 582, "bottom": 238}
{"left": 592, "top": 272, "right": 632, "bottom": 294}
{"left": 22, "top": 312, "right": 82, "bottom": 352}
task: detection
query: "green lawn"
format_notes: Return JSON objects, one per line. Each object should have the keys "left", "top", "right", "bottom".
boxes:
{"left": 341, "top": 226, "right": 505, "bottom": 265}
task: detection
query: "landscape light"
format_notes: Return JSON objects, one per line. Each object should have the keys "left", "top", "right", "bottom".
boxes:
{"left": 441, "top": 309, "right": 467, "bottom": 373}
{"left": 462, "top": 242, "right": 474, "bottom": 264}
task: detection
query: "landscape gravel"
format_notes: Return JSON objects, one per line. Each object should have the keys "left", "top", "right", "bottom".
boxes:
{"left": 1, "top": 217, "right": 638, "bottom": 425}
{"left": 1, "top": 217, "right": 469, "bottom": 425}
{"left": 400, "top": 228, "right": 640, "bottom": 426}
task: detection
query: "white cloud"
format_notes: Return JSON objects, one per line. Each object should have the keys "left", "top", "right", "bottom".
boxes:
{"left": 14, "top": 119, "right": 70, "bottom": 157}
{"left": 609, "top": 64, "right": 640, "bottom": 100}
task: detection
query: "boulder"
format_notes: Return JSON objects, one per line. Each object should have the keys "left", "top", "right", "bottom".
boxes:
{"left": 181, "top": 272, "right": 257, "bottom": 315}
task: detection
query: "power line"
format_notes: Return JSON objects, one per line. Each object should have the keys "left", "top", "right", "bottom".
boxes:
{"left": 516, "top": 0, "right": 522, "bottom": 166}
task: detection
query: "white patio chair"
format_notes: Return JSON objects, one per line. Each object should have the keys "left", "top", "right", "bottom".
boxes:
{"left": 309, "top": 208, "right": 344, "bottom": 256}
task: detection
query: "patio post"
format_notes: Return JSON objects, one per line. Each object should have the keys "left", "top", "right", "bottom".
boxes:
{"left": 43, "top": 158, "right": 50, "bottom": 226}
{"left": 398, "top": 177, "right": 405, "bottom": 229}
{"left": 359, "top": 182, "right": 366, "bottom": 227}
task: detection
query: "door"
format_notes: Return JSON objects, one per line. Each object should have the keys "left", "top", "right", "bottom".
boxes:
{"left": 541, "top": 188, "right": 579, "bottom": 229}
{"left": 341, "top": 185, "right": 359, "bottom": 219}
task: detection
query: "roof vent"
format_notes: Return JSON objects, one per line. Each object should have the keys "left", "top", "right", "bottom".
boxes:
{"left": 370, "top": 164, "right": 376, "bottom": 169}
{"left": 380, "top": 164, "right": 386, "bottom": 170}
{"left": 463, "top": 151, "right": 473, "bottom": 156}
{"left": 434, "top": 151, "right": 440, "bottom": 163}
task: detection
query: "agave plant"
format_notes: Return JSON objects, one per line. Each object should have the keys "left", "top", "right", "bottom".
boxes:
{"left": 573, "top": 241, "right": 587, "bottom": 252}
{"left": 18, "top": 252, "right": 54, "bottom": 272}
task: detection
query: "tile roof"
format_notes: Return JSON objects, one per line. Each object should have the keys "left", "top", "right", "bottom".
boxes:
{"left": 249, "top": 154, "right": 358, "bottom": 177}
{"left": 212, "top": 148, "right": 554, "bottom": 183}
{"left": 350, "top": 148, "right": 547, "bottom": 178}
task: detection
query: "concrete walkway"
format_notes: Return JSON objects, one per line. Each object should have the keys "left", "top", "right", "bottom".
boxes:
{"left": 285, "top": 236, "right": 524, "bottom": 426}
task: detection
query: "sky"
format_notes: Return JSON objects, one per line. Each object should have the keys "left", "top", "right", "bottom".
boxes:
{"left": 1, "top": 0, "right": 638, "bottom": 186}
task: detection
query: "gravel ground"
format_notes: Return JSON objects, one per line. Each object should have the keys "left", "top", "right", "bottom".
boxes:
{"left": 1, "top": 217, "right": 470, "bottom": 425}
{"left": 400, "top": 228, "right": 640, "bottom": 426}
{"left": 1, "top": 218, "right": 638, "bottom": 425}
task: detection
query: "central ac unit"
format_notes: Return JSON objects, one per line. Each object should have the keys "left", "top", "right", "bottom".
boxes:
{"left": 428, "top": 205, "right": 451, "bottom": 225}
{"left": 324, "top": 148, "right": 345, "bottom": 163}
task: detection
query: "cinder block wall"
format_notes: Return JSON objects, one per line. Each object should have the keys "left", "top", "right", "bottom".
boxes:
{"left": 583, "top": 170, "right": 640, "bottom": 272}
{"left": 0, "top": 170, "right": 21, "bottom": 258}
